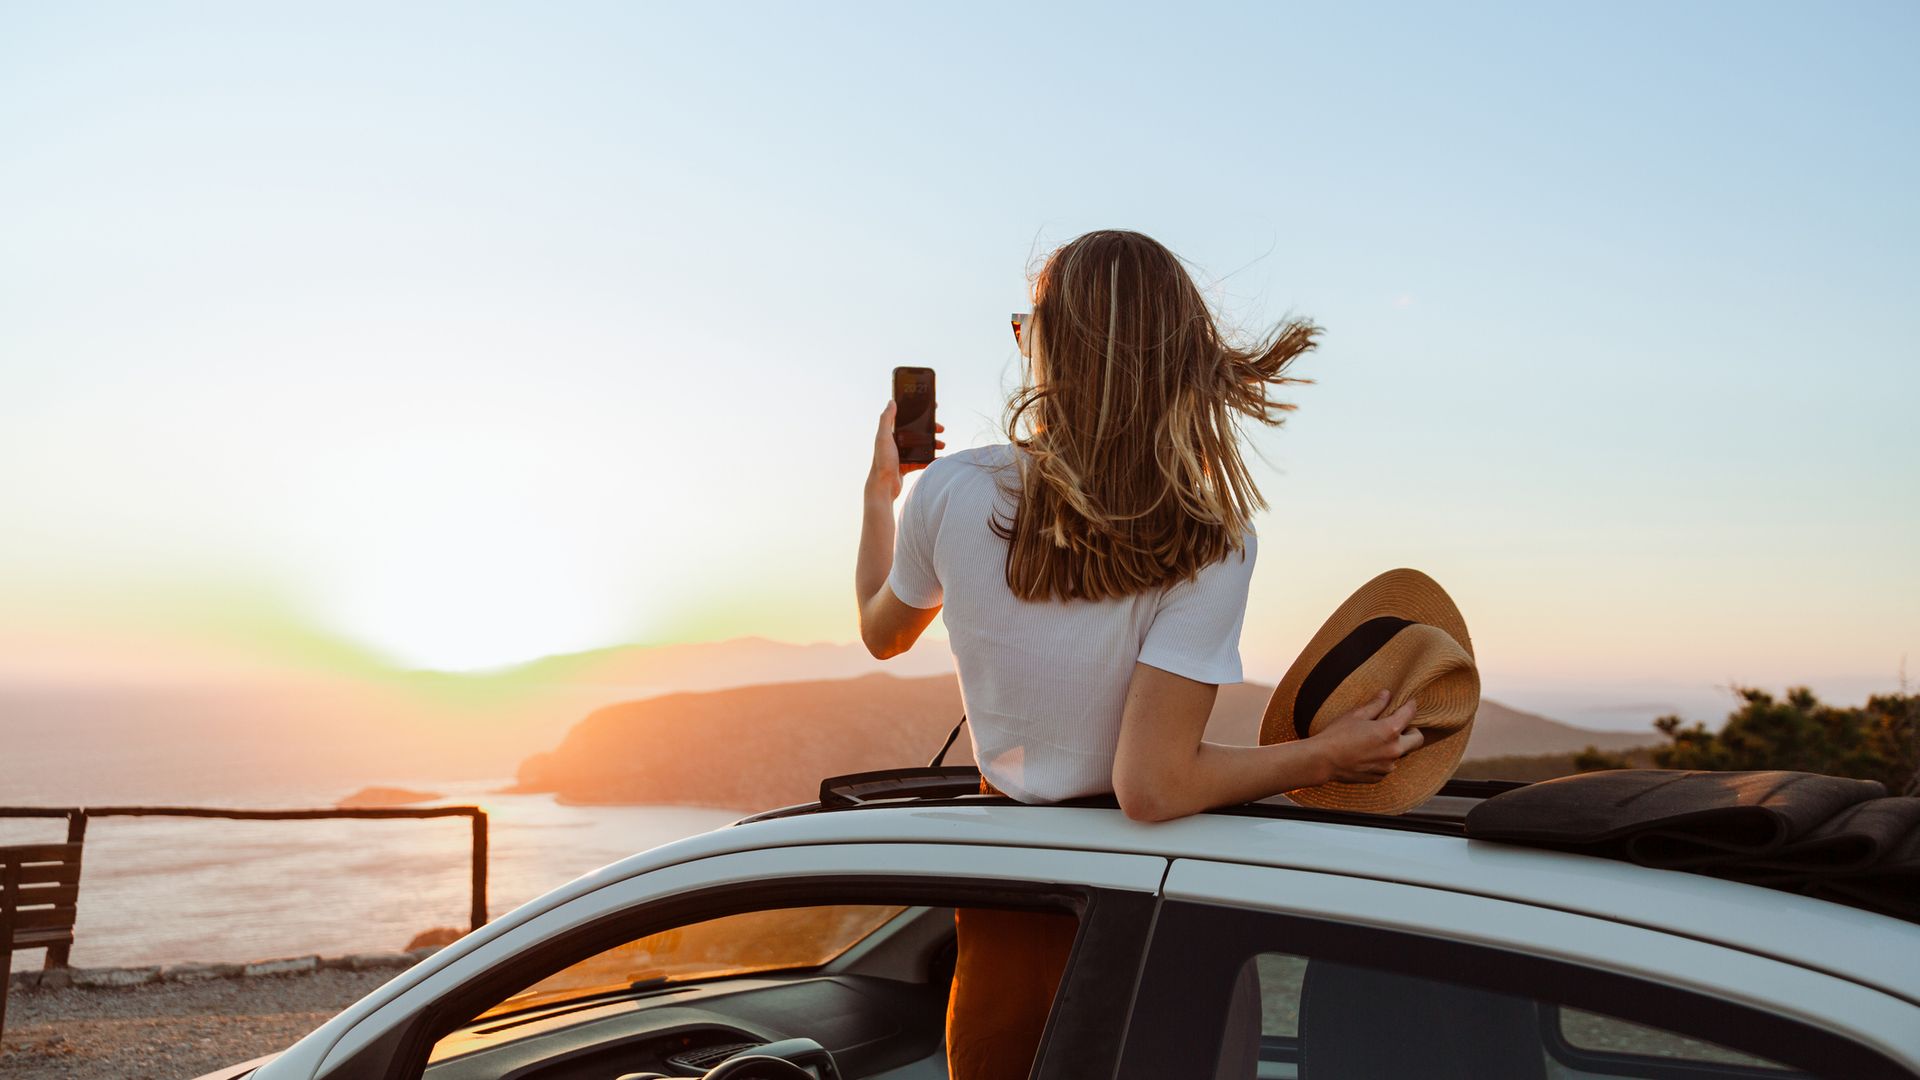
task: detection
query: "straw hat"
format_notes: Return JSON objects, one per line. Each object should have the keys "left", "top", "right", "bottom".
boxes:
{"left": 1261, "top": 568, "right": 1479, "bottom": 815}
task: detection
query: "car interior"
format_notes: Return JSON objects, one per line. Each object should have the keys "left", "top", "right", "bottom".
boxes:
{"left": 423, "top": 904, "right": 966, "bottom": 1080}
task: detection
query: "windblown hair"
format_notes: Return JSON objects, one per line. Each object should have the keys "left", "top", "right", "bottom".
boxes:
{"left": 994, "top": 230, "right": 1321, "bottom": 602}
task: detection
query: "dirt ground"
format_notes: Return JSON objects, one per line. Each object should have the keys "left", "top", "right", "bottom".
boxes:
{"left": 1, "top": 969, "right": 392, "bottom": 1080}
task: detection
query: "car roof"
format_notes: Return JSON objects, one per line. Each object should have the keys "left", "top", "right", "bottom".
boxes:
{"left": 711, "top": 769, "right": 1920, "bottom": 1008}
{"left": 706, "top": 797, "right": 1920, "bottom": 1009}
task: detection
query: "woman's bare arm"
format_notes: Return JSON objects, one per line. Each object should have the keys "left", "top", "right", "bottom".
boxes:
{"left": 857, "top": 400, "right": 943, "bottom": 659}
{"left": 857, "top": 484, "right": 941, "bottom": 657}
{"left": 1111, "top": 662, "right": 1424, "bottom": 822}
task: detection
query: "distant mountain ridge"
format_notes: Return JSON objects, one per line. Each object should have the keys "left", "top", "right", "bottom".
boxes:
{"left": 483, "top": 635, "right": 955, "bottom": 691}
{"left": 1199, "top": 681, "right": 1655, "bottom": 758}
{"left": 512, "top": 672, "right": 1656, "bottom": 812}
{"left": 0, "top": 637, "right": 960, "bottom": 804}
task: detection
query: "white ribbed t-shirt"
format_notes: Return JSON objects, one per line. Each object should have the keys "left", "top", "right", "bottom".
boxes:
{"left": 887, "top": 443, "right": 1257, "bottom": 804}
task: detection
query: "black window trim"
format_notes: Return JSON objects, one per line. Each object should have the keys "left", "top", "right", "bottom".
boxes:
{"left": 1117, "top": 901, "right": 1913, "bottom": 1080}
{"left": 326, "top": 873, "right": 1161, "bottom": 1080}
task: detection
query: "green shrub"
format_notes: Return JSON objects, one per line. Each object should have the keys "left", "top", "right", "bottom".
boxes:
{"left": 1650, "top": 687, "right": 1918, "bottom": 795}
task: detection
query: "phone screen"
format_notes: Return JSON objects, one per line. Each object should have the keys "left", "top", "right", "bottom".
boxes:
{"left": 892, "top": 367, "right": 936, "bottom": 465}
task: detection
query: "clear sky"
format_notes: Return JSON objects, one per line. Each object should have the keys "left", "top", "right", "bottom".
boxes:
{"left": 2, "top": 3, "right": 1915, "bottom": 719}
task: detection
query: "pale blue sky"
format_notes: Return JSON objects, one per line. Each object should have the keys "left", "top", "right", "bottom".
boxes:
{"left": 1, "top": 2, "right": 1914, "bottom": 725}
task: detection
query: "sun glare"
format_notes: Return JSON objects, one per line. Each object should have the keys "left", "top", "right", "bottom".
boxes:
{"left": 308, "top": 525, "right": 643, "bottom": 673}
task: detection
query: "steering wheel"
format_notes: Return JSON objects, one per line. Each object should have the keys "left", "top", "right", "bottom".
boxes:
{"left": 613, "top": 1037, "right": 838, "bottom": 1080}
{"left": 702, "top": 1054, "right": 813, "bottom": 1080}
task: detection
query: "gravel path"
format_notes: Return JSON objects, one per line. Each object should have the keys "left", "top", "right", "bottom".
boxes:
{"left": 2, "top": 969, "right": 393, "bottom": 1080}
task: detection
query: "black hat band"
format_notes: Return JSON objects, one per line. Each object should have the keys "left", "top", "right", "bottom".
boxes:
{"left": 1293, "top": 615, "right": 1417, "bottom": 741}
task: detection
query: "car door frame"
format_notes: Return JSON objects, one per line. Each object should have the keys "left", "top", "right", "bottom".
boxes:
{"left": 277, "top": 842, "right": 1167, "bottom": 1080}
{"left": 1115, "top": 858, "right": 1920, "bottom": 1080}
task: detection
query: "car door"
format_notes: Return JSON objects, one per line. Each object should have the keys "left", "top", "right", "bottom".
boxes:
{"left": 1117, "top": 859, "right": 1920, "bottom": 1080}
{"left": 254, "top": 840, "right": 1166, "bottom": 1080}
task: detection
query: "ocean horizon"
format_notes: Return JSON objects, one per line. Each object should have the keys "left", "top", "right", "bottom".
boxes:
{"left": 0, "top": 775, "right": 740, "bottom": 973}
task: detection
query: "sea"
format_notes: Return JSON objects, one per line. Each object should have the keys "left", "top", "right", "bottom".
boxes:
{"left": 0, "top": 738, "right": 741, "bottom": 973}
{"left": 0, "top": 784, "right": 739, "bottom": 973}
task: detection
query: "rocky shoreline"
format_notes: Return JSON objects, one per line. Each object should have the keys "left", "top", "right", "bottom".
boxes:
{"left": 7, "top": 942, "right": 443, "bottom": 993}
{"left": 3, "top": 946, "right": 448, "bottom": 1079}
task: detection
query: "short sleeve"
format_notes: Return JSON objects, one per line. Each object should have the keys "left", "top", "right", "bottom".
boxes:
{"left": 1136, "top": 532, "right": 1257, "bottom": 684}
{"left": 885, "top": 475, "right": 943, "bottom": 609}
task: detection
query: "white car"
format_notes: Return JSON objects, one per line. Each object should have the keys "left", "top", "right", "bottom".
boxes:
{"left": 198, "top": 771, "right": 1920, "bottom": 1080}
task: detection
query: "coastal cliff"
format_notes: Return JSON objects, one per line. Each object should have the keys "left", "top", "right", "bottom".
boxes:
{"left": 513, "top": 673, "right": 1654, "bottom": 811}
{"left": 510, "top": 673, "right": 976, "bottom": 810}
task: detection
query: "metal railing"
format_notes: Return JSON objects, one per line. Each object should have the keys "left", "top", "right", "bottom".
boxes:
{"left": 0, "top": 803, "right": 490, "bottom": 968}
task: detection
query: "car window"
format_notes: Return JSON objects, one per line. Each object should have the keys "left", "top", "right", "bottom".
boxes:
{"left": 1555, "top": 1005, "right": 1787, "bottom": 1071}
{"left": 1252, "top": 953, "right": 1305, "bottom": 1038}
{"left": 432, "top": 904, "right": 905, "bottom": 1063}
{"left": 325, "top": 847, "right": 1166, "bottom": 1080}
{"left": 479, "top": 904, "right": 906, "bottom": 1019}
{"left": 1248, "top": 950, "right": 1795, "bottom": 1077}
{"left": 1121, "top": 900, "right": 1898, "bottom": 1080}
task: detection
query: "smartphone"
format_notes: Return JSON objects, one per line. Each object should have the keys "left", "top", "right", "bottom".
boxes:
{"left": 892, "top": 366, "right": 936, "bottom": 466}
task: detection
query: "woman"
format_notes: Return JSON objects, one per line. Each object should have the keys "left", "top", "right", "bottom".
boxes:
{"left": 853, "top": 229, "right": 1422, "bottom": 1079}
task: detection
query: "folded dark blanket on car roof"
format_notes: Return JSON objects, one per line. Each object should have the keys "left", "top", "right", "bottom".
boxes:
{"left": 1462, "top": 770, "right": 1920, "bottom": 921}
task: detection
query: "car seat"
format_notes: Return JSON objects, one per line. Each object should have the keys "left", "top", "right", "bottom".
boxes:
{"left": 1213, "top": 957, "right": 1263, "bottom": 1080}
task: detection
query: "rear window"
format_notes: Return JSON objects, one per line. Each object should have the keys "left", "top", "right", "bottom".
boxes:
{"left": 1252, "top": 951, "right": 1800, "bottom": 1075}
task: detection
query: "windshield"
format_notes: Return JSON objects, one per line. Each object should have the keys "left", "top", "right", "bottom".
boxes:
{"left": 475, "top": 904, "right": 909, "bottom": 1021}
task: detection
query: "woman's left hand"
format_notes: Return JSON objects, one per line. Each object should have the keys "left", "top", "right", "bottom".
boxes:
{"left": 867, "top": 400, "right": 944, "bottom": 501}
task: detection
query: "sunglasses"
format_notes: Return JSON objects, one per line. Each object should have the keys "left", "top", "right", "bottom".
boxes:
{"left": 1011, "top": 312, "right": 1034, "bottom": 357}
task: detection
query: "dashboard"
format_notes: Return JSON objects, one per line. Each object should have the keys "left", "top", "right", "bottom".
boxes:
{"left": 424, "top": 974, "right": 947, "bottom": 1080}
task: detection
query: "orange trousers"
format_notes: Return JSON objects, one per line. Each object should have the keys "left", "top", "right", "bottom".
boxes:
{"left": 945, "top": 777, "right": 1079, "bottom": 1080}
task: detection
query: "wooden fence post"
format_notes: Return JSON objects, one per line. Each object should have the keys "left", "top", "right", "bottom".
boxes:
{"left": 469, "top": 811, "right": 489, "bottom": 933}
{"left": 1, "top": 860, "right": 20, "bottom": 1043}
{"left": 43, "top": 810, "right": 86, "bottom": 969}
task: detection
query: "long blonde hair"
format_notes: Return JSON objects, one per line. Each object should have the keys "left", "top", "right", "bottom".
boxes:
{"left": 994, "top": 230, "right": 1321, "bottom": 602}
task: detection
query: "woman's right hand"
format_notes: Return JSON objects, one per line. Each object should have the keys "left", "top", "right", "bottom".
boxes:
{"left": 1305, "top": 690, "right": 1424, "bottom": 784}
{"left": 866, "top": 400, "right": 945, "bottom": 503}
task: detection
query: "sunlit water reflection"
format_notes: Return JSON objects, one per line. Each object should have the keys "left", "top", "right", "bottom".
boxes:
{"left": 0, "top": 782, "right": 740, "bottom": 970}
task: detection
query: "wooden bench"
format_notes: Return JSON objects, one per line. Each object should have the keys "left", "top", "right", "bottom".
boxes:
{"left": 1, "top": 813, "right": 85, "bottom": 1044}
